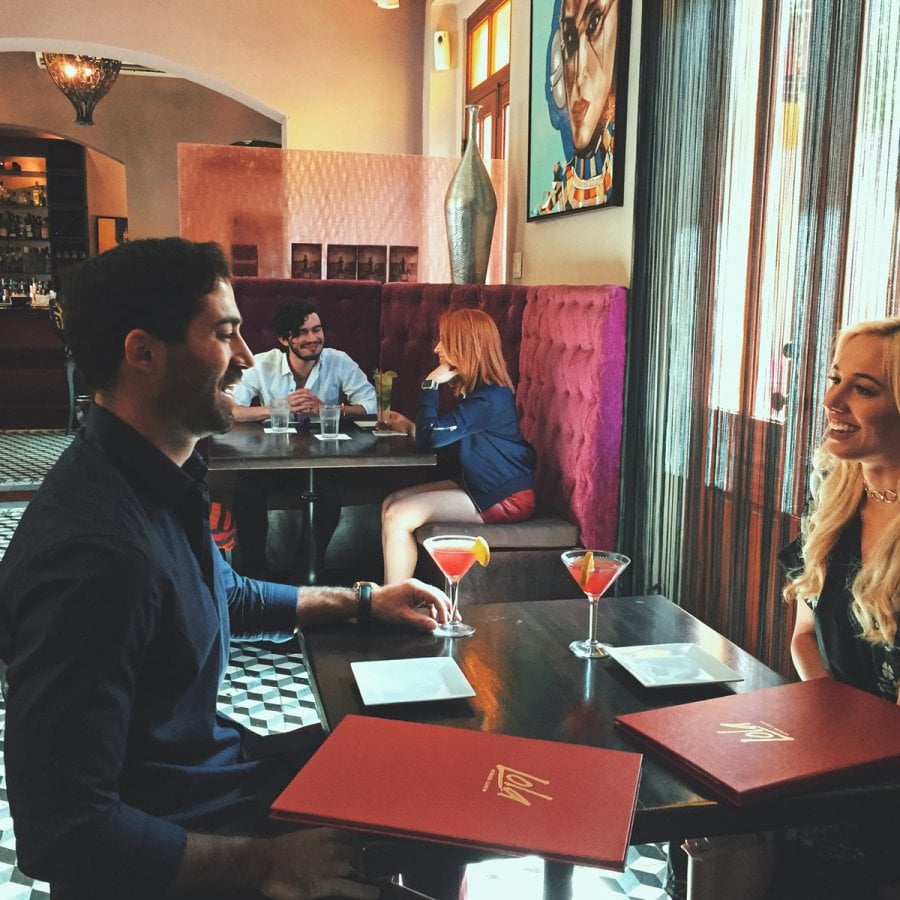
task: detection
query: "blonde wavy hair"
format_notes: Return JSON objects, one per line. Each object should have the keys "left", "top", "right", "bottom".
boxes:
{"left": 437, "top": 308, "right": 513, "bottom": 396}
{"left": 784, "top": 316, "right": 900, "bottom": 646}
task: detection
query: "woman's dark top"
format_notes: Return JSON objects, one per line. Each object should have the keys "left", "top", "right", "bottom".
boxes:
{"left": 415, "top": 382, "right": 535, "bottom": 511}
{"left": 779, "top": 514, "right": 900, "bottom": 701}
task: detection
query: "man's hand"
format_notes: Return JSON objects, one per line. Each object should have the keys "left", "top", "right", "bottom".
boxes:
{"left": 254, "top": 828, "right": 378, "bottom": 900}
{"left": 288, "top": 388, "right": 323, "bottom": 416}
{"left": 372, "top": 578, "right": 452, "bottom": 631}
{"left": 176, "top": 827, "right": 378, "bottom": 900}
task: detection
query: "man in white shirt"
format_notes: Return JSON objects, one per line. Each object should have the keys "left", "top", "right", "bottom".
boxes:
{"left": 232, "top": 298, "right": 377, "bottom": 578}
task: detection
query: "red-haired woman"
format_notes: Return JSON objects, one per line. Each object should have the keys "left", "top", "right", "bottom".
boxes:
{"left": 381, "top": 309, "right": 536, "bottom": 582}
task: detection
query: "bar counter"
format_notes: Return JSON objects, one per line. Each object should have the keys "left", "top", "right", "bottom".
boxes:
{"left": 0, "top": 304, "right": 68, "bottom": 428}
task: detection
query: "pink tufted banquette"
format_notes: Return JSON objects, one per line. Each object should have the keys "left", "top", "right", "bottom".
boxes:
{"left": 229, "top": 278, "right": 627, "bottom": 599}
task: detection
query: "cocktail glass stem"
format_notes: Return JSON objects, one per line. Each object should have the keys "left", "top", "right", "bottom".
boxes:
{"left": 447, "top": 578, "right": 460, "bottom": 621}
{"left": 586, "top": 597, "right": 602, "bottom": 653}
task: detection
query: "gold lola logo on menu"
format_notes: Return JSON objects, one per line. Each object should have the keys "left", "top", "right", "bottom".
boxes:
{"left": 483, "top": 763, "right": 553, "bottom": 807}
{"left": 716, "top": 721, "right": 794, "bottom": 742}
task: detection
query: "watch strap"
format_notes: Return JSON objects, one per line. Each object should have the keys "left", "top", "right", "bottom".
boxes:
{"left": 353, "top": 580, "right": 376, "bottom": 625}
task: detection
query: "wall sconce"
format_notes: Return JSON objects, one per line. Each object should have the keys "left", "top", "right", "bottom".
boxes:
{"left": 42, "top": 53, "right": 122, "bottom": 126}
{"left": 434, "top": 31, "right": 451, "bottom": 71}
{"left": 372, "top": 0, "right": 399, "bottom": 8}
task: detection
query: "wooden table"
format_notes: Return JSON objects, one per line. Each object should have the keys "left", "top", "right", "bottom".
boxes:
{"left": 206, "top": 420, "right": 435, "bottom": 583}
{"left": 301, "top": 595, "right": 899, "bottom": 846}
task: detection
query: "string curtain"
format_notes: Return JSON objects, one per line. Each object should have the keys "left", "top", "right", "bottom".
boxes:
{"left": 620, "top": 0, "right": 900, "bottom": 675}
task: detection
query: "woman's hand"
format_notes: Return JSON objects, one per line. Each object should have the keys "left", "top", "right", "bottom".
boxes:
{"left": 426, "top": 362, "right": 457, "bottom": 384}
{"left": 384, "top": 411, "right": 415, "bottom": 435}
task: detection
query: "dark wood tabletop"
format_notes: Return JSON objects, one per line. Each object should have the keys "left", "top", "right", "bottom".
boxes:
{"left": 301, "top": 595, "right": 899, "bottom": 845}
{"left": 206, "top": 419, "right": 437, "bottom": 471}
{"left": 205, "top": 419, "right": 435, "bottom": 584}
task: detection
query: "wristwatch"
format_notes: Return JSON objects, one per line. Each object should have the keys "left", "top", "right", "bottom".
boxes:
{"left": 421, "top": 379, "right": 439, "bottom": 390}
{"left": 353, "top": 580, "right": 377, "bottom": 625}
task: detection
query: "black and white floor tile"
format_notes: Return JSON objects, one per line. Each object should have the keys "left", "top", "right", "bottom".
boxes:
{"left": 0, "top": 431, "right": 74, "bottom": 491}
{"left": 0, "top": 431, "right": 670, "bottom": 899}
{"left": 216, "top": 643, "right": 320, "bottom": 734}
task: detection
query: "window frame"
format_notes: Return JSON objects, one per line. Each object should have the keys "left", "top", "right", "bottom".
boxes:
{"left": 465, "top": 0, "right": 511, "bottom": 159}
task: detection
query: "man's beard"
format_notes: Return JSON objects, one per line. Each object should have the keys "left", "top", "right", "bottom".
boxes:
{"left": 289, "top": 342, "right": 322, "bottom": 363}
{"left": 158, "top": 366, "right": 241, "bottom": 439}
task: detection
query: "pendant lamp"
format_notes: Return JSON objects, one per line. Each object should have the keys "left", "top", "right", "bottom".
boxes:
{"left": 42, "top": 53, "right": 122, "bottom": 126}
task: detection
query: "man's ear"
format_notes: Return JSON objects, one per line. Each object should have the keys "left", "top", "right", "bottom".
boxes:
{"left": 122, "top": 329, "right": 165, "bottom": 375}
{"left": 276, "top": 335, "right": 289, "bottom": 350}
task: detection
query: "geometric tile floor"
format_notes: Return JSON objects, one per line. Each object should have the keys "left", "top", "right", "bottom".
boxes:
{"left": 0, "top": 430, "right": 74, "bottom": 491}
{"left": 216, "top": 642, "right": 320, "bottom": 734}
{"left": 0, "top": 430, "right": 670, "bottom": 900}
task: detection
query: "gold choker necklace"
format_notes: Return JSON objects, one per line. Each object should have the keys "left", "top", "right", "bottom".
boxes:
{"left": 864, "top": 487, "right": 899, "bottom": 503}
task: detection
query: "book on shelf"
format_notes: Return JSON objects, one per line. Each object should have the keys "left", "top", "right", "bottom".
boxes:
{"left": 615, "top": 678, "right": 900, "bottom": 805}
{"left": 271, "top": 714, "right": 643, "bottom": 870}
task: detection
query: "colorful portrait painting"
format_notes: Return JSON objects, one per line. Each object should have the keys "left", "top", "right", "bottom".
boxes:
{"left": 527, "top": 0, "right": 630, "bottom": 220}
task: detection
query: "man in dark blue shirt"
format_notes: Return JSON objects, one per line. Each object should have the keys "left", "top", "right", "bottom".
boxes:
{"left": 0, "top": 238, "right": 451, "bottom": 899}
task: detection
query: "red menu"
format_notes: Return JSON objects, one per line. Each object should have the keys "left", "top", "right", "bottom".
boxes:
{"left": 616, "top": 678, "right": 900, "bottom": 805}
{"left": 271, "top": 715, "right": 643, "bottom": 870}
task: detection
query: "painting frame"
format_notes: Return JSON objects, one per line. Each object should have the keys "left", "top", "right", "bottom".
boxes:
{"left": 96, "top": 215, "right": 128, "bottom": 254}
{"left": 526, "top": 0, "right": 631, "bottom": 221}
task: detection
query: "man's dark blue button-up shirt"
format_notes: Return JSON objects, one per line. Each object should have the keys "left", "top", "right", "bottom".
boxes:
{"left": 0, "top": 406, "right": 300, "bottom": 894}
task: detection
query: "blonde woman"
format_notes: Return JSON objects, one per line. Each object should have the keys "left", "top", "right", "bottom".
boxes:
{"left": 381, "top": 309, "right": 536, "bottom": 583}
{"left": 684, "top": 317, "right": 900, "bottom": 900}
{"left": 784, "top": 315, "right": 900, "bottom": 702}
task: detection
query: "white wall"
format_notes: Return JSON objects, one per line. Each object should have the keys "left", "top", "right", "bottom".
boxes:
{"left": 0, "top": 0, "right": 425, "bottom": 154}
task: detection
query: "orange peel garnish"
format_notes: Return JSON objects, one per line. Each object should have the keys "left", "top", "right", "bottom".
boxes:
{"left": 579, "top": 551, "right": 594, "bottom": 588}
{"left": 472, "top": 536, "right": 490, "bottom": 567}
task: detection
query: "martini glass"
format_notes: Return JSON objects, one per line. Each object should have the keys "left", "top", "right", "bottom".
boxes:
{"left": 561, "top": 549, "right": 631, "bottom": 658}
{"left": 423, "top": 534, "right": 485, "bottom": 638}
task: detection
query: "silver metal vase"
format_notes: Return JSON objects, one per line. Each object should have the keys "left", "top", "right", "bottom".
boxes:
{"left": 444, "top": 104, "right": 498, "bottom": 284}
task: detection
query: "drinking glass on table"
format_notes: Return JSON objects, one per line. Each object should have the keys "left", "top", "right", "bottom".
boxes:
{"left": 269, "top": 396, "right": 291, "bottom": 433}
{"left": 561, "top": 549, "right": 631, "bottom": 658}
{"left": 319, "top": 403, "right": 341, "bottom": 438}
{"left": 373, "top": 369, "right": 397, "bottom": 431}
{"left": 422, "top": 534, "right": 490, "bottom": 638}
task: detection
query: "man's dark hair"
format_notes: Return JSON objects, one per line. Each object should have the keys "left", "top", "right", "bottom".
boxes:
{"left": 272, "top": 298, "right": 319, "bottom": 350}
{"left": 59, "top": 238, "right": 231, "bottom": 390}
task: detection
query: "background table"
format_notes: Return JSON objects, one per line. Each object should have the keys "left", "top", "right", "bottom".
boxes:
{"left": 206, "top": 420, "right": 435, "bottom": 583}
{"left": 301, "top": 595, "right": 899, "bottom": 844}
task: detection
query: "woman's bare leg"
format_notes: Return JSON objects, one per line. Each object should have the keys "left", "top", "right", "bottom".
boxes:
{"left": 381, "top": 480, "right": 480, "bottom": 582}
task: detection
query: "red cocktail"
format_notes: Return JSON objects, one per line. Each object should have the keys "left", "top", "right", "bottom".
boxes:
{"left": 561, "top": 549, "right": 631, "bottom": 658}
{"left": 564, "top": 557, "right": 621, "bottom": 597}
{"left": 423, "top": 535, "right": 489, "bottom": 638}
{"left": 430, "top": 546, "right": 477, "bottom": 582}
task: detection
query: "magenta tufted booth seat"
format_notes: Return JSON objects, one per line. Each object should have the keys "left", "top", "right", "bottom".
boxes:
{"left": 232, "top": 277, "right": 383, "bottom": 379}
{"left": 517, "top": 285, "right": 627, "bottom": 551}
{"left": 379, "top": 283, "right": 529, "bottom": 417}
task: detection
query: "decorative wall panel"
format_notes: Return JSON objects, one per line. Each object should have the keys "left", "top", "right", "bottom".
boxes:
{"left": 178, "top": 145, "right": 507, "bottom": 283}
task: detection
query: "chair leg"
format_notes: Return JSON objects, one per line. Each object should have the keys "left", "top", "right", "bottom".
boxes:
{"left": 65, "top": 355, "right": 76, "bottom": 434}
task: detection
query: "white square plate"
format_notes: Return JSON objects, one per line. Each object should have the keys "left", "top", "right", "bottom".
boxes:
{"left": 351, "top": 657, "right": 475, "bottom": 705}
{"left": 606, "top": 643, "right": 744, "bottom": 688}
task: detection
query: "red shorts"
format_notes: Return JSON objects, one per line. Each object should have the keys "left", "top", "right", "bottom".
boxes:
{"left": 479, "top": 488, "right": 536, "bottom": 524}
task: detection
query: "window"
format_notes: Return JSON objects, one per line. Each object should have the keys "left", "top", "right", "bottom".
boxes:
{"left": 623, "top": 0, "right": 900, "bottom": 677}
{"left": 466, "top": 0, "right": 511, "bottom": 159}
